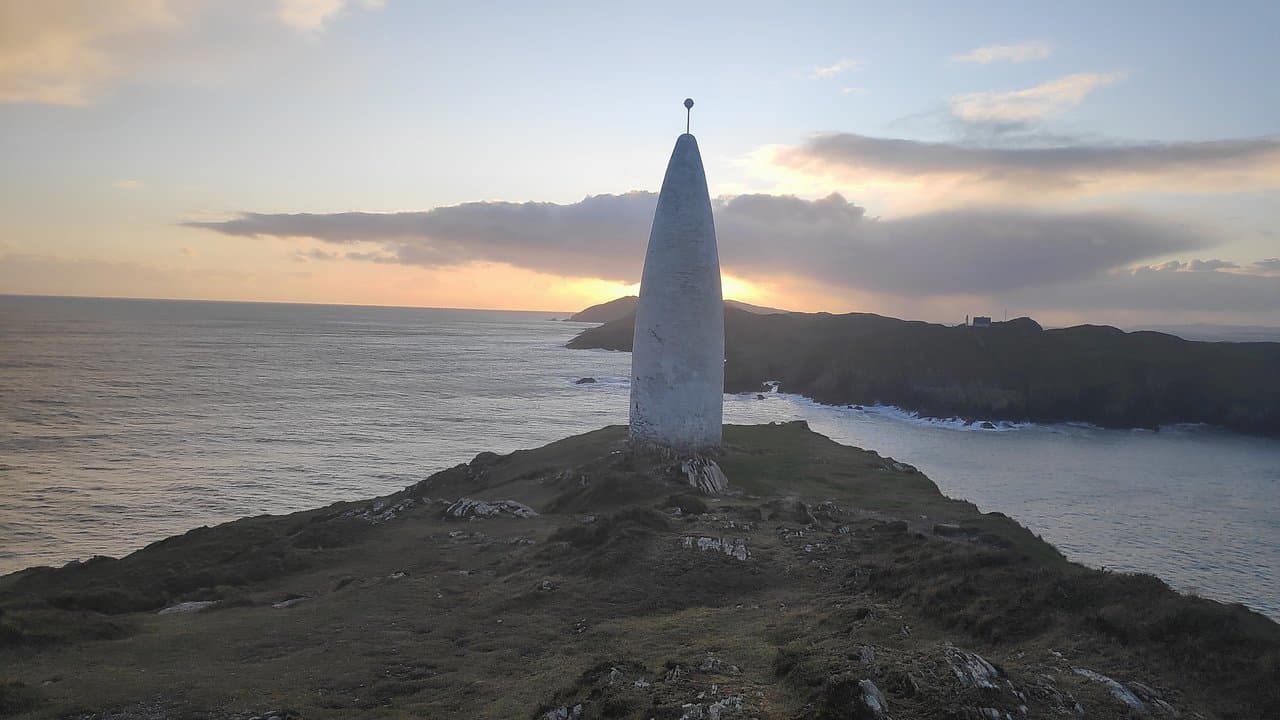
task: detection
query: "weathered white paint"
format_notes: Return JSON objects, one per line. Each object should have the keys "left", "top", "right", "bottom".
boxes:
{"left": 629, "top": 133, "right": 724, "bottom": 450}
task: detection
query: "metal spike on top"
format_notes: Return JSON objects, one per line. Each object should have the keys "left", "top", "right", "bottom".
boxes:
{"left": 684, "top": 98, "right": 694, "bottom": 134}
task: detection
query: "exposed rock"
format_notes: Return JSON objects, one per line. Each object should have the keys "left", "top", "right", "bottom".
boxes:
{"left": 980, "top": 421, "right": 997, "bottom": 429}
{"left": 1129, "top": 681, "right": 1179, "bottom": 716}
{"left": 706, "top": 695, "right": 743, "bottom": 720}
{"left": 574, "top": 377, "right": 596, "bottom": 384}
{"left": 681, "top": 536, "right": 749, "bottom": 561}
{"left": 858, "top": 679, "right": 888, "bottom": 718}
{"left": 271, "top": 597, "right": 306, "bottom": 610}
{"left": 341, "top": 497, "right": 417, "bottom": 524}
{"left": 157, "top": 601, "right": 217, "bottom": 615}
{"left": 543, "top": 704, "right": 583, "bottom": 720}
{"left": 682, "top": 456, "right": 729, "bottom": 495}
{"left": 947, "top": 646, "right": 1004, "bottom": 689}
{"left": 934, "top": 523, "right": 979, "bottom": 538}
{"left": 444, "top": 497, "right": 538, "bottom": 520}
{"left": 1028, "top": 674, "right": 1083, "bottom": 715}
{"left": 855, "top": 645, "right": 876, "bottom": 665}
{"left": 699, "top": 652, "right": 722, "bottom": 673}
{"left": 1073, "top": 668, "right": 1149, "bottom": 714}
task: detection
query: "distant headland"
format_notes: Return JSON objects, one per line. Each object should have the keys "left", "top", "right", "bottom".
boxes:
{"left": 565, "top": 296, "right": 786, "bottom": 324}
{"left": 569, "top": 302, "right": 1280, "bottom": 437}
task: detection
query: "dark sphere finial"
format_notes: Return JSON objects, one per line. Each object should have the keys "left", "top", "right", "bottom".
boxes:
{"left": 684, "top": 98, "right": 694, "bottom": 110}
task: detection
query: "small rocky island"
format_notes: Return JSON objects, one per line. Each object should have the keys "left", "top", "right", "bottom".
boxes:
{"left": 568, "top": 306, "right": 1280, "bottom": 436}
{"left": 1, "top": 423, "right": 1276, "bottom": 718}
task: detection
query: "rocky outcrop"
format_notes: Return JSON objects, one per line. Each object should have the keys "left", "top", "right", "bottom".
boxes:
{"left": 340, "top": 497, "right": 417, "bottom": 524}
{"left": 681, "top": 456, "right": 728, "bottom": 495}
{"left": 444, "top": 498, "right": 538, "bottom": 520}
{"left": 680, "top": 536, "right": 750, "bottom": 561}
{"left": 946, "top": 646, "right": 1005, "bottom": 690}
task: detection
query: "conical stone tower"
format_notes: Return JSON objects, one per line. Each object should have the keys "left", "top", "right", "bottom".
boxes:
{"left": 629, "top": 103, "right": 724, "bottom": 451}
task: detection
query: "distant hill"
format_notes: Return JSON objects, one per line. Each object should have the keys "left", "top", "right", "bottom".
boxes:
{"left": 568, "top": 308, "right": 1280, "bottom": 436}
{"left": 566, "top": 295, "right": 786, "bottom": 323}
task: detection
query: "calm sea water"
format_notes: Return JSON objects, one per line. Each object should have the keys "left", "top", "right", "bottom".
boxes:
{"left": 2, "top": 296, "right": 1277, "bottom": 619}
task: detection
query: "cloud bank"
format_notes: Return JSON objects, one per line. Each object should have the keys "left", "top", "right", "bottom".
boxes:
{"left": 188, "top": 191, "right": 1212, "bottom": 301}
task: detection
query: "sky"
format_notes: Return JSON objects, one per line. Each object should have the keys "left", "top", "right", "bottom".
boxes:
{"left": 1, "top": 0, "right": 1278, "bottom": 327}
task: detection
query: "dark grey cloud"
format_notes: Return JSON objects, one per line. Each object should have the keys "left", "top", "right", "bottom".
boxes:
{"left": 1254, "top": 258, "right": 1280, "bottom": 272}
{"left": 189, "top": 192, "right": 657, "bottom": 282}
{"left": 773, "top": 133, "right": 1280, "bottom": 194}
{"left": 1012, "top": 263, "right": 1280, "bottom": 314}
{"left": 188, "top": 191, "right": 1206, "bottom": 296}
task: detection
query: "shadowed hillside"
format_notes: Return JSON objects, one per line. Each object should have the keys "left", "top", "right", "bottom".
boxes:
{"left": 1, "top": 423, "right": 1276, "bottom": 718}
{"left": 568, "top": 308, "right": 1280, "bottom": 436}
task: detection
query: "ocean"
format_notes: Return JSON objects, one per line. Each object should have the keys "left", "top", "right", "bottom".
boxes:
{"left": 2, "top": 295, "right": 1277, "bottom": 620}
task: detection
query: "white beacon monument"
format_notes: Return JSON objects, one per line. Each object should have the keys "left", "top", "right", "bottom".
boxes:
{"left": 629, "top": 98, "right": 724, "bottom": 451}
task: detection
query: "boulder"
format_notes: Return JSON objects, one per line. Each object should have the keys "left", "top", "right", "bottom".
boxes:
{"left": 858, "top": 679, "right": 888, "bottom": 719}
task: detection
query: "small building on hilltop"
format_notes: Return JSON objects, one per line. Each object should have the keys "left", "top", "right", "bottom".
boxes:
{"left": 972, "top": 316, "right": 992, "bottom": 328}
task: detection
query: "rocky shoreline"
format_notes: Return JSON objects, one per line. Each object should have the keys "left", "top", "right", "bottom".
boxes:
{"left": 1, "top": 423, "right": 1276, "bottom": 718}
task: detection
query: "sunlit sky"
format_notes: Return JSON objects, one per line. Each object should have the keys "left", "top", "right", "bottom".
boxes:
{"left": 2, "top": 0, "right": 1278, "bottom": 326}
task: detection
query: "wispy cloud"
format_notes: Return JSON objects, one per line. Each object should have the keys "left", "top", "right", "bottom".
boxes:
{"left": 952, "top": 41, "right": 1051, "bottom": 64}
{"left": 276, "top": 0, "right": 383, "bottom": 31}
{"left": 1149, "top": 258, "right": 1240, "bottom": 272}
{"left": 812, "top": 58, "right": 858, "bottom": 79}
{"left": 114, "top": 179, "right": 143, "bottom": 190}
{"left": 0, "top": 0, "right": 386, "bottom": 105}
{"left": 950, "top": 72, "right": 1124, "bottom": 124}
{"left": 0, "top": 1, "right": 178, "bottom": 106}
{"left": 765, "top": 132, "right": 1280, "bottom": 205}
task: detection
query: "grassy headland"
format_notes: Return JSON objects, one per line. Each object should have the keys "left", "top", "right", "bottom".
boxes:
{"left": 1, "top": 423, "right": 1275, "bottom": 718}
{"left": 568, "top": 308, "right": 1280, "bottom": 435}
